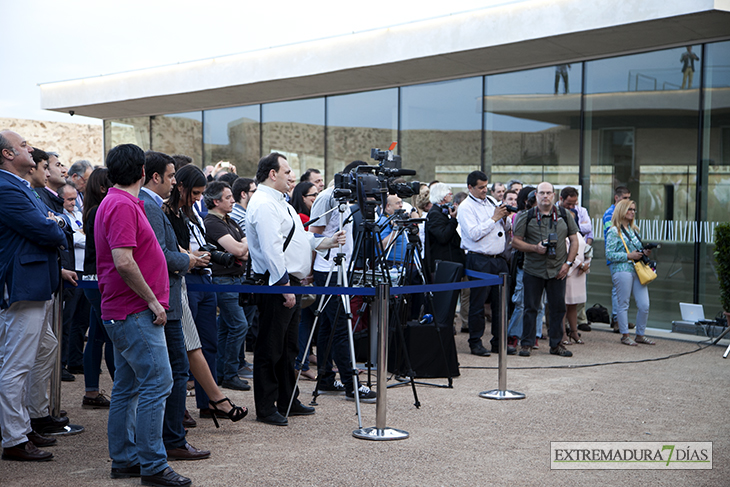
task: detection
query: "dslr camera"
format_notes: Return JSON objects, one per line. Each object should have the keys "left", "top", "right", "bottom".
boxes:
{"left": 200, "top": 243, "right": 236, "bottom": 268}
{"left": 542, "top": 232, "right": 558, "bottom": 257}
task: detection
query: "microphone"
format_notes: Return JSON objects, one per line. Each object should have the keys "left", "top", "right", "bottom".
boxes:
{"left": 419, "top": 314, "right": 434, "bottom": 325}
{"left": 388, "top": 168, "right": 417, "bottom": 177}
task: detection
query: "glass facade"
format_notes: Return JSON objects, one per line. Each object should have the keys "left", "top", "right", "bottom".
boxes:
{"left": 101, "top": 40, "right": 729, "bottom": 329}
{"left": 203, "top": 105, "right": 260, "bottom": 177}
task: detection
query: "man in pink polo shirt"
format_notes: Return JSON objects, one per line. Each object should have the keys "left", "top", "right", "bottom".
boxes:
{"left": 95, "top": 144, "right": 191, "bottom": 487}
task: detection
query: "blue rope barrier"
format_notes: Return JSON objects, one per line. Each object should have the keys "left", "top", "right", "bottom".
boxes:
{"left": 68, "top": 270, "right": 501, "bottom": 296}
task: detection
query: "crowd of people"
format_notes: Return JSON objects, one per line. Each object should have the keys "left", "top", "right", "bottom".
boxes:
{"left": 0, "top": 128, "right": 657, "bottom": 486}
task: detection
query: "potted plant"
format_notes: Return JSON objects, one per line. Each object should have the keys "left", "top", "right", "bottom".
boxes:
{"left": 715, "top": 222, "right": 730, "bottom": 327}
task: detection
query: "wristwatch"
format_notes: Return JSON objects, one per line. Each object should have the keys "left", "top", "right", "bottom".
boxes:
{"left": 566, "top": 261, "right": 573, "bottom": 267}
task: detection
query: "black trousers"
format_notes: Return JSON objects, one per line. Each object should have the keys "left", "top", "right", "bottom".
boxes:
{"left": 253, "top": 289, "right": 301, "bottom": 418}
{"left": 521, "top": 271, "right": 566, "bottom": 349}
{"left": 466, "top": 252, "right": 508, "bottom": 349}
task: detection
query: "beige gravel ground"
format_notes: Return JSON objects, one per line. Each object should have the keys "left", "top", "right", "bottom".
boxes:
{"left": 1, "top": 326, "right": 728, "bottom": 487}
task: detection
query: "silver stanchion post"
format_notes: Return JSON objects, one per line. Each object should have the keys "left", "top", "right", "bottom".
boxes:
{"left": 353, "top": 282, "right": 409, "bottom": 440}
{"left": 480, "top": 272, "right": 525, "bottom": 400}
{"left": 49, "top": 289, "right": 63, "bottom": 417}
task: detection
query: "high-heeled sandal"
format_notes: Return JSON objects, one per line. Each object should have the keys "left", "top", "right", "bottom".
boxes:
{"left": 568, "top": 331, "right": 584, "bottom": 344}
{"left": 208, "top": 398, "right": 248, "bottom": 428}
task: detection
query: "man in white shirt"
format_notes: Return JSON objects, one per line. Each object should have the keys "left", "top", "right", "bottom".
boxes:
{"left": 246, "top": 153, "right": 344, "bottom": 426}
{"left": 457, "top": 170, "right": 512, "bottom": 356}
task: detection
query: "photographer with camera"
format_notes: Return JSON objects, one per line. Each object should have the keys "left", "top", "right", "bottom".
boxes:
{"left": 605, "top": 199, "right": 655, "bottom": 346}
{"left": 512, "top": 182, "right": 579, "bottom": 358}
{"left": 203, "top": 181, "right": 251, "bottom": 392}
{"left": 457, "top": 171, "right": 514, "bottom": 357}
{"left": 425, "top": 182, "right": 464, "bottom": 273}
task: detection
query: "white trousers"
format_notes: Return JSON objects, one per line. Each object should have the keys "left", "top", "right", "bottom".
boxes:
{"left": 0, "top": 299, "right": 55, "bottom": 448}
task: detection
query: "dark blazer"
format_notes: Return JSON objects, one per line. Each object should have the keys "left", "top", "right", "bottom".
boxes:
{"left": 425, "top": 204, "right": 465, "bottom": 271}
{"left": 139, "top": 188, "right": 189, "bottom": 321}
{"left": 0, "top": 171, "right": 67, "bottom": 307}
{"left": 36, "top": 186, "right": 75, "bottom": 270}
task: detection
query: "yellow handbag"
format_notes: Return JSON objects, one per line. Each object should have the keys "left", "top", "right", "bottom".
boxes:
{"left": 619, "top": 230, "right": 657, "bottom": 285}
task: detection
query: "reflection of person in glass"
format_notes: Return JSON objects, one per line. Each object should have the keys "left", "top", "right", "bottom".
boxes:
{"left": 554, "top": 64, "right": 570, "bottom": 94}
{"left": 680, "top": 46, "right": 699, "bottom": 89}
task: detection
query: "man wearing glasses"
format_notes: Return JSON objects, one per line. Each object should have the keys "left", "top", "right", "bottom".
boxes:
{"left": 67, "top": 160, "right": 93, "bottom": 212}
{"left": 512, "top": 182, "right": 579, "bottom": 358}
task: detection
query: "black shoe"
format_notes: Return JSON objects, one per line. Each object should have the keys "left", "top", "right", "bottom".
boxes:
{"left": 220, "top": 376, "right": 251, "bottom": 391}
{"left": 317, "top": 380, "right": 345, "bottom": 395}
{"left": 82, "top": 391, "right": 110, "bottom": 409}
{"left": 111, "top": 464, "right": 141, "bottom": 479}
{"left": 285, "top": 402, "right": 316, "bottom": 416}
{"left": 67, "top": 365, "right": 84, "bottom": 374}
{"left": 30, "top": 415, "right": 69, "bottom": 435}
{"left": 182, "top": 409, "right": 197, "bottom": 428}
{"left": 61, "top": 368, "right": 75, "bottom": 382}
{"left": 256, "top": 411, "right": 288, "bottom": 426}
{"left": 518, "top": 346, "right": 531, "bottom": 357}
{"left": 1, "top": 441, "right": 53, "bottom": 461}
{"left": 26, "top": 431, "right": 57, "bottom": 447}
{"left": 460, "top": 327, "right": 469, "bottom": 333}
{"left": 577, "top": 323, "right": 592, "bottom": 332}
{"left": 470, "top": 344, "right": 490, "bottom": 357}
{"left": 550, "top": 344, "right": 573, "bottom": 357}
{"left": 141, "top": 467, "right": 191, "bottom": 487}
{"left": 346, "top": 385, "right": 377, "bottom": 403}
{"left": 490, "top": 345, "right": 517, "bottom": 355}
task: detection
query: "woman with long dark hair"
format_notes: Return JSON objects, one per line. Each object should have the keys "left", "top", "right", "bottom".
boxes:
{"left": 81, "top": 167, "right": 115, "bottom": 408}
{"left": 290, "top": 181, "right": 317, "bottom": 224}
{"left": 164, "top": 164, "right": 247, "bottom": 424}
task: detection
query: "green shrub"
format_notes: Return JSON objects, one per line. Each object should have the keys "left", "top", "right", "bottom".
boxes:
{"left": 715, "top": 222, "right": 730, "bottom": 312}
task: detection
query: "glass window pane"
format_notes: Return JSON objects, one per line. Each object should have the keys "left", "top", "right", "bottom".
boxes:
{"left": 204, "top": 105, "right": 260, "bottom": 178}
{"left": 400, "top": 78, "right": 482, "bottom": 190}
{"left": 699, "top": 40, "right": 730, "bottom": 313}
{"left": 105, "top": 117, "right": 150, "bottom": 156}
{"left": 150, "top": 112, "right": 203, "bottom": 166}
{"left": 262, "top": 98, "right": 324, "bottom": 182}
{"left": 326, "top": 89, "right": 398, "bottom": 180}
{"left": 584, "top": 46, "right": 702, "bottom": 330}
{"left": 484, "top": 65, "right": 582, "bottom": 191}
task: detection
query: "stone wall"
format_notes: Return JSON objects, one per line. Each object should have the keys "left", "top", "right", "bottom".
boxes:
{"left": 1, "top": 117, "right": 103, "bottom": 166}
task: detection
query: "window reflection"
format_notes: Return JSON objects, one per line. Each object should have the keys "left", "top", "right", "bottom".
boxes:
{"left": 105, "top": 117, "right": 151, "bottom": 156}
{"left": 204, "top": 105, "right": 260, "bottom": 177}
{"left": 400, "top": 78, "right": 482, "bottom": 187}
{"left": 484, "top": 65, "right": 582, "bottom": 188}
{"left": 262, "top": 98, "right": 324, "bottom": 181}
{"left": 326, "top": 89, "right": 397, "bottom": 179}
{"left": 151, "top": 112, "right": 203, "bottom": 166}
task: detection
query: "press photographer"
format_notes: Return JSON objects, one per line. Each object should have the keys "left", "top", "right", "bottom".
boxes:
{"left": 203, "top": 181, "right": 251, "bottom": 392}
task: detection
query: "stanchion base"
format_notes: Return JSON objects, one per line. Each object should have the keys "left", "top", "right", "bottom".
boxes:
{"left": 479, "top": 389, "right": 525, "bottom": 400}
{"left": 353, "top": 427, "right": 409, "bottom": 441}
{"left": 45, "top": 424, "right": 85, "bottom": 436}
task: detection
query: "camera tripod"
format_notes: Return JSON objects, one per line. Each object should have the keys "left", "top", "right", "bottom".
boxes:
{"left": 287, "top": 196, "right": 366, "bottom": 427}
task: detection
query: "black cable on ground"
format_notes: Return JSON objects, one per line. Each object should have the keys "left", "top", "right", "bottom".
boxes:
{"left": 460, "top": 338, "right": 722, "bottom": 371}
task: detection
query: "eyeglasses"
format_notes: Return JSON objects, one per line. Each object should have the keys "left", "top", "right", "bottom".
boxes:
{"left": 305, "top": 193, "right": 318, "bottom": 198}
{"left": 627, "top": 208, "right": 637, "bottom": 212}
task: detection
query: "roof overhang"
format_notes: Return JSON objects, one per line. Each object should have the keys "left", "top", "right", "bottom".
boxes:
{"left": 40, "top": 0, "right": 730, "bottom": 120}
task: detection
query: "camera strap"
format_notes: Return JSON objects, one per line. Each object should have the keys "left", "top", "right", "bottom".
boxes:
{"left": 620, "top": 226, "right": 641, "bottom": 252}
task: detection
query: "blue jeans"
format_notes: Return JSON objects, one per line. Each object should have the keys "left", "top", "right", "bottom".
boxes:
{"left": 103, "top": 309, "right": 172, "bottom": 476}
{"left": 162, "top": 319, "right": 188, "bottom": 450}
{"left": 238, "top": 305, "right": 257, "bottom": 368}
{"left": 213, "top": 275, "right": 249, "bottom": 381}
{"left": 507, "top": 268, "right": 544, "bottom": 339}
{"left": 83, "top": 289, "right": 114, "bottom": 391}
{"left": 612, "top": 271, "right": 650, "bottom": 335}
{"left": 186, "top": 273, "right": 218, "bottom": 410}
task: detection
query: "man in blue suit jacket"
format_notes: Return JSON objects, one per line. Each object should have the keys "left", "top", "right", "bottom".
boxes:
{"left": 139, "top": 151, "right": 211, "bottom": 462}
{"left": 0, "top": 130, "right": 68, "bottom": 462}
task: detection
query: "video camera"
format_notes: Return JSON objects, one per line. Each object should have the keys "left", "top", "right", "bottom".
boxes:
{"left": 333, "top": 145, "right": 420, "bottom": 222}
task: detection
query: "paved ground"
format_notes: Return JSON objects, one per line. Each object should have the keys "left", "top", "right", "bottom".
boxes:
{"left": 1, "top": 326, "right": 728, "bottom": 487}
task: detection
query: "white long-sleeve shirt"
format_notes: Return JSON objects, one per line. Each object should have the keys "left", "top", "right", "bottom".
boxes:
{"left": 457, "top": 194, "right": 506, "bottom": 255}
{"left": 246, "top": 184, "right": 323, "bottom": 285}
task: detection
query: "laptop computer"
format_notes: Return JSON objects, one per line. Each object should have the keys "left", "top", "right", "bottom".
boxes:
{"left": 679, "top": 303, "right": 715, "bottom": 324}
